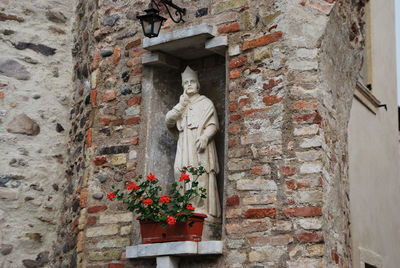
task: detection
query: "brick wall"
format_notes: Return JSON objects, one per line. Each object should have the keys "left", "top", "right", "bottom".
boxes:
{"left": 52, "top": 0, "right": 365, "bottom": 267}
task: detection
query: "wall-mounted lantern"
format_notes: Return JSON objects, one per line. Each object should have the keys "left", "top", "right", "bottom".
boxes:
{"left": 137, "top": 0, "right": 186, "bottom": 38}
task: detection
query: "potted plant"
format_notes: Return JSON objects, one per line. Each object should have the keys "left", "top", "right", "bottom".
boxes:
{"left": 107, "top": 166, "right": 207, "bottom": 244}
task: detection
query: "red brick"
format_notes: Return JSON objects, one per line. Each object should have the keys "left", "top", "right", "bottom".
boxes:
{"left": 331, "top": 249, "right": 340, "bottom": 264}
{"left": 91, "top": 90, "right": 97, "bottom": 108}
{"left": 126, "top": 96, "right": 141, "bottom": 106}
{"left": 113, "top": 46, "right": 121, "bottom": 66}
{"left": 229, "top": 114, "right": 242, "bottom": 122}
{"left": 263, "top": 78, "right": 282, "bottom": 89}
{"left": 109, "top": 264, "right": 124, "bottom": 268}
{"left": 86, "top": 129, "right": 92, "bottom": 148}
{"left": 283, "top": 207, "right": 322, "bottom": 217}
{"left": 293, "top": 113, "right": 322, "bottom": 124}
{"left": 130, "top": 48, "right": 147, "bottom": 57}
{"left": 229, "top": 103, "right": 237, "bottom": 112}
{"left": 125, "top": 39, "right": 141, "bottom": 50}
{"left": 286, "top": 179, "right": 296, "bottom": 190}
{"left": 238, "top": 97, "right": 250, "bottom": 108}
{"left": 87, "top": 216, "right": 97, "bottom": 225}
{"left": 94, "top": 156, "right": 107, "bottom": 165}
{"left": 258, "top": 144, "right": 282, "bottom": 156}
{"left": 218, "top": 22, "right": 240, "bottom": 34}
{"left": 228, "top": 138, "right": 239, "bottom": 148}
{"left": 112, "top": 119, "right": 123, "bottom": 126}
{"left": 0, "top": 91, "right": 4, "bottom": 99}
{"left": 281, "top": 166, "right": 296, "bottom": 176}
{"left": 229, "top": 69, "right": 241, "bottom": 79}
{"left": 80, "top": 189, "right": 88, "bottom": 208}
{"left": 229, "top": 57, "right": 246, "bottom": 69}
{"left": 296, "top": 232, "right": 324, "bottom": 243}
{"left": 92, "top": 50, "right": 100, "bottom": 70}
{"left": 325, "top": 0, "right": 335, "bottom": 2}
{"left": 125, "top": 117, "right": 140, "bottom": 125}
{"left": 131, "top": 67, "right": 142, "bottom": 75}
{"left": 88, "top": 205, "right": 108, "bottom": 213}
{"left": 245, "top": 208, "right": 276, "bottom": 219}
{"left": 300, "top": 0, "right": 306, "bottom": 6}
{"left": 243, "top": 31, "right": 283, "bottom": 50}
{"left": 226, "top": 220, "right": 268, "bottom": 234}
{"left": 263, "top": 95, "right": 283, "bottom": 106}
{"left": 102, "top": 91, "right": 116, "bottom": 102}
{"left": 126, "top": 57, "right": 141, "bottom": 67}
{"left": 228, "top": 124, "right": 241, "bottom": 135}
{"left": 100, "top": 118, "right": 111, "bottom": 126}
{"left": 251, "top": 165, "right": 270, "bottom": 175}
{"left": 294, "top": 99, "right": 318, "bottom": 110}
{"left": 226, "top": 195, "right": 240, "bottom": 206}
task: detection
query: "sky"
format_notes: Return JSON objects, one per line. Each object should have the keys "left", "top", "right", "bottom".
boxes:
{"left": 396, "top": 1, "right": 400, "bottom": 105}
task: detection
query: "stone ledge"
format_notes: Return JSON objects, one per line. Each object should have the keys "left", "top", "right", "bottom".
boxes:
{"left": 126, "top": 241, "right": 223, "bottom": 259}
{"left": 143, "top": 24, "right": 216, "bottom": 50}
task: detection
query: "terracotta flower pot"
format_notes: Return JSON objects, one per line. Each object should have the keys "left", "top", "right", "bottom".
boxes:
{"left": 139, "top": 213, "right": 207, "bottom": 244}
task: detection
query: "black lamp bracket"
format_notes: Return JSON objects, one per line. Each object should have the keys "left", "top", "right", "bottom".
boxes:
{"left": 150, "top": 0, "right": 186, "bottom": 23}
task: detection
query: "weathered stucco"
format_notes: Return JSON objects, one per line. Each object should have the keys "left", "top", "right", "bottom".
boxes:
{"left": 0, "top": 0, "right": 74, "bottom": 267}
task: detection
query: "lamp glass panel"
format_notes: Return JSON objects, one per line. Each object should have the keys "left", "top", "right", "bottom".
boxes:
{"left": 153, "top": 20, "right": 162, "bottom": 36}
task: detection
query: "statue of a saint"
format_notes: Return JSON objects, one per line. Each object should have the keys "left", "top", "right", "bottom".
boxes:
{"left": 165, "top": 66, "right": 221, "bottom": 218}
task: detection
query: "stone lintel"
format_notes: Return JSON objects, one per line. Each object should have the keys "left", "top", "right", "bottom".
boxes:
{"left": 205, "top": 36, "right": 228, "bottom": 56}
{"left": 126, "top": 241, "right": 223, "bottom": 259}
{"left": 142, "top": 52, "right": 181, "bottom": 69}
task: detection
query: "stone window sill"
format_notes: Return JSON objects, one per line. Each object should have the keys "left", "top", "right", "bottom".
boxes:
{"left": 354, "top": 81, "right": 381, "bottom": 114}
{"left": 126, "top": 241, "right": 223, "bottom": 268}
{"left": 126, "top": 240, "right": 223, "bottom": 258}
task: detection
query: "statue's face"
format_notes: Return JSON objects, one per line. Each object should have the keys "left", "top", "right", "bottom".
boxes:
{"left": 183, "top": 77, "right": 199, "bottom": 96}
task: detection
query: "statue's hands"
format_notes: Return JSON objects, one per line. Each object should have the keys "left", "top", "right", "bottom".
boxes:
{"left": 179, "top": 93, "right": 190, "bottom": 108}
{"left": 196, "top": 135, "right": 208, "bottom": 153}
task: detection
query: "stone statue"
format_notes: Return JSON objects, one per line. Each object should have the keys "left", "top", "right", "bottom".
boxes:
{"left": 165, "top": 66, "right": 221, "bottom": 218}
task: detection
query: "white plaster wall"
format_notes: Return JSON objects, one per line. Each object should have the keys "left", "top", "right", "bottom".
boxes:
{"left": 348, "top": 0, "right": 400, "bottom": 267}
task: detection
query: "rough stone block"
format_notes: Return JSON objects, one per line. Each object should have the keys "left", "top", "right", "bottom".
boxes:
{"left": 243, "top": 194, "right": 276, "bottom": 205}
{"left": 237, "top": 179, "right": 277, "bottom": 191}
{"left": 300, "top": 162, "right": 322, "bottom": 174}
{"left": 249, "top": 246, "right": 285, "bottom": 262}
{"left": 212, "top": 0, "right": 248, "bottom": 14}
{"left": 111, "top": 154, "right": 127, "bottom": 166}
{"left": 227, "top": 159, "right": 251, "bottom": 171}
{"left": 99, "top": 213, "right": 133, "bottom": 224}
{"left": 7, "top": 113, "right": 40, "bottom": 136}
{"left": 295, "top": 218, "right": 322, "bottom": 230}
{"left": 96, "top": 238, "right": 130, "bottom": 249}
{"left": 88, "top": 250, "right": 121, "bottom": 261}
{"left": 86, "top": 224, "right": 119, "bottom": 237}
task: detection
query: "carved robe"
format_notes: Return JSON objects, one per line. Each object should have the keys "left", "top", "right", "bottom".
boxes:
{"left": 166, "top": 95, "right": 221, "bottom": 217}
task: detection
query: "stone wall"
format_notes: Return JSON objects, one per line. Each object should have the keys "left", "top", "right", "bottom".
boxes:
{"left": 0, "top": 0, "right": 74, "bottom": 267}
{"left": 1, "top": 0, "right": 368, "bottom": 267}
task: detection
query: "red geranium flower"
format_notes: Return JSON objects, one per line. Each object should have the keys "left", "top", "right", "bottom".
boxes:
{"left": 143, "top": 198, "right": 153, "bottom": 205}
{"left": 159, "top": 195, "right": 170, "bottom": 204}
{"left": 167, "top": 216, "right": 176, "bottom": 225}
{"left": 147, "top": 172, "right": 157, "bottom": 182}
{"left": 186, "top": 203, "right": 195, "bottom": 210}
{"left": 179, "top": 171, "right": 190, "bottom": 182}
{"left": 107, "top": 192, "right": 116, "bottom": 201}
{"left": 126, "top": 181, "right": 139, "bottom": 191}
